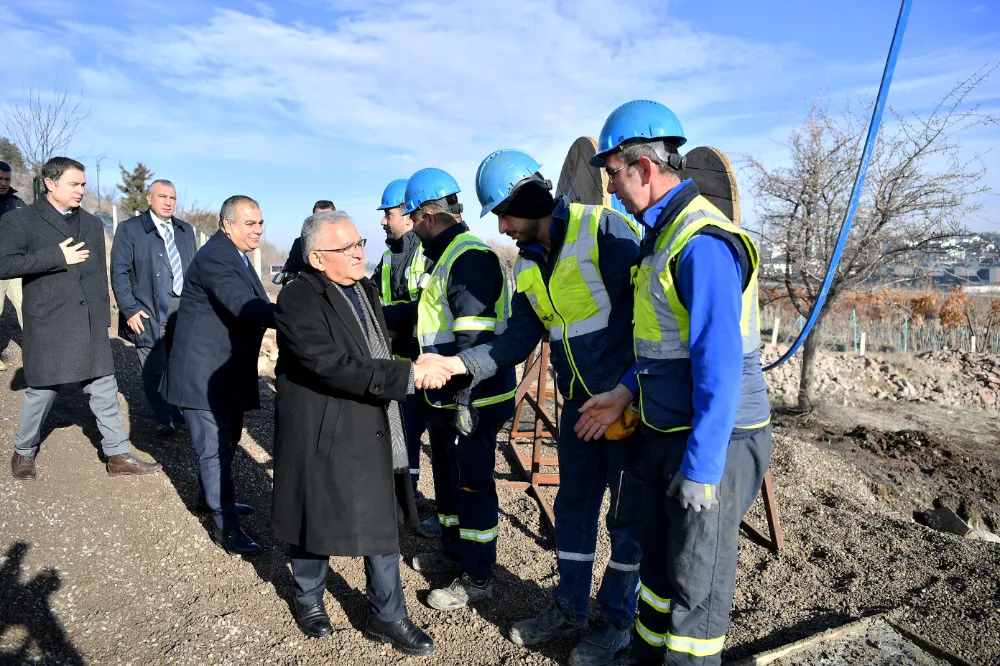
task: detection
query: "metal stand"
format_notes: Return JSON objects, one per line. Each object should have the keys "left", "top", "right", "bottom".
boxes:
{"left": 740, "top": 470, "right": 784, "bottom": 552}
{"left": 497, "top": 337, "right": 561, "bottom": 533}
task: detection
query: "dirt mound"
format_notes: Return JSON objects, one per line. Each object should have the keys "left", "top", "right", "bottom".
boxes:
{"left": 763, "top": 345, "right": 1000, "bottom": 411}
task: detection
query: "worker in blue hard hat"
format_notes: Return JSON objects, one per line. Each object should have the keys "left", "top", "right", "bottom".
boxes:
{"left": 575, "top": 100, "right": 772, "bottom": 666}
{"left": 385, "top": 167, "right": 516, "bottom": 613}
{"left": 370, "top": 178, "right": 440, "bottom": 538}
{"left": 416, "top": 148, "right": 645, "bottom": 666}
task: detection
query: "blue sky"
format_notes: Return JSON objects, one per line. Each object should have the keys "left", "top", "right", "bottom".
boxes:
{"left": 2, "top": 0, "right": 998, "bottom": 250}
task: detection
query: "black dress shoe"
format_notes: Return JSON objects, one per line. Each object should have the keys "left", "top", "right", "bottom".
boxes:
{"left": 156, "top": 424, "right": 175, "bottom": 438}
{"left": 211, "top": 527, "right": 260, "bottom": 556}
{"left": 294, "top": 601, "right": 332, "bottom": 638}
{"left": 197, "top": 502, "right": 254, "bottom": 516}
{"left": 364, "top": 616, "right": 435, "bottom": 657}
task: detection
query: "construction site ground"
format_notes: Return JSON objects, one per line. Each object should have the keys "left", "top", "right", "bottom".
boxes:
{"left": 2, "top": 306, "right": 998, "bottom": 665}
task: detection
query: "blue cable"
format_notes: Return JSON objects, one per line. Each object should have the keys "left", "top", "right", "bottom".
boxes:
{"left": 764, "top": 0, "right": 913, "bottom": 371}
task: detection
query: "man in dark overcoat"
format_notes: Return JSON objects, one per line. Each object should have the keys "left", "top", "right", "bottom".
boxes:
{"left": 272, "top": 210, "right": 450, "bottom": 655}
{"left": 161, "top": 195, "right": 274, "bottom": 556}
{"left": 0, "top": 156, "right": 161, "bottom": 480}
{"left": 110, "top": 178, "right": 196, "bottom": 437}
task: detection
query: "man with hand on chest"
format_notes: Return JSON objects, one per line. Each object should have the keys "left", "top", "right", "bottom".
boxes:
{"left": 0, "top": 156, "right": 161, "bottom": 480}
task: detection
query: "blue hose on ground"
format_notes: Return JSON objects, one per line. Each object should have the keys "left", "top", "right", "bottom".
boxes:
{"left": 764, "top": 0, "right": 913, "bottom": 371}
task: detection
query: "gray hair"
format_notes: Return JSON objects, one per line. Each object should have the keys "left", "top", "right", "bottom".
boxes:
{"left": 619, "top": 140, "right": 681, "bottom": 176}
{"left": 301, "top": 209, "right": 354, "bottom": 259}
{"left": 150, "top": 178, "right": 175, "bottom": 191}
{"left": 219, "top": 194, "right": 260, "bottom": 229}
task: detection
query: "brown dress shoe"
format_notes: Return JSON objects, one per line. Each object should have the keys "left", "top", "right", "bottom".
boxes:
{"left": 106, "top": 452, "right": 162, "bottom": 476}
{"left": 11, "top": 452, "right": 36, "bottom": 480}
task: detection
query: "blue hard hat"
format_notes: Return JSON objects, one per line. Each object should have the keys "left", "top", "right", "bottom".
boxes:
{"left": 590, "top": 100, "right": 687, "bottom": 168}
{"left": 377, "top": 178, "right": 409, "bottom": 210}
{"left": 402, "top": 168, "right": 461, "bottom": 216}
{"left": 475, "top": 149, "right": 543, "bottom": 218}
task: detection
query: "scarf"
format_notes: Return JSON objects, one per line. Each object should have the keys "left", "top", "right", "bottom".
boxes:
{"left": 330, "top": 282, "right": 408, "bottom": 472}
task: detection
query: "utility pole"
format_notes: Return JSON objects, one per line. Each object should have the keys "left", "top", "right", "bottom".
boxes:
{"left": 95, "top": 153, "right": 113, "bottom": 214}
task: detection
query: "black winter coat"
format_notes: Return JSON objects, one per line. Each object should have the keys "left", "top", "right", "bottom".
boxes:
{"left": 0, "top": 198, "right": 114, "bottom": 387}
{"left": 271, "top": 270, "right": 417, "bottom": 557}
{"left": 0, "top": 189, "right": 25, "bottom": 220}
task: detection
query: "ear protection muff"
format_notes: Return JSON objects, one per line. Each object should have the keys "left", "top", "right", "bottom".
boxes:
{"left": 667, "top": 152, "right": 687, "bottom": 171}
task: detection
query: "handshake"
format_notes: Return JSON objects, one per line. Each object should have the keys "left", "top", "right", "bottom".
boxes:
{"left": 411, "top": 353, "right": 469, "bottom": 390}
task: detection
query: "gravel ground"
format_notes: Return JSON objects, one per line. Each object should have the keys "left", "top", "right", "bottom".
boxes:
{"left": 1, "top": 307, "right": 998, "bottom": 665}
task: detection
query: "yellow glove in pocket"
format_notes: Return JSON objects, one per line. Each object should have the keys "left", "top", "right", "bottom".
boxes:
{"left": 604, "top": 403, "right": 639, "bottom": 441}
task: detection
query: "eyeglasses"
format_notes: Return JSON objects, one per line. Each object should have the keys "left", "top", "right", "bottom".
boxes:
{"left": 605, "top": 160, "right": 639, "bottom": 181}
{"left": 315, "top": 238, "right": 367, "bottom": 256}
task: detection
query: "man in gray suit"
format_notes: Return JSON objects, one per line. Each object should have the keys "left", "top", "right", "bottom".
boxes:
{"left": 111, "top": 179, "right": 197, "bottom": 437}
{"left": 0, "top": 156, "right": 162, "bottom": 480}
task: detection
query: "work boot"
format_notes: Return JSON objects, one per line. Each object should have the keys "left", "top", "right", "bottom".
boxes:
{"left": 569, "top": 619, "right": 631, "bottom": 666}
{"left": 106, "top": 452, "right": 162, "bottom": 476}
{"left": 417, "top": 516, "right": 443, "bottom": 538}
{"left": 426, "top": 573, "right": 492, "bottom": 612}
{"left": 11, "top": 452, "right": 36, "bottom": 480}
{"left": 411, "top": 552, "right": 460, "bottom": 573}
{"left": 510, "top": 601, "right": 588, "bottom": 646}
{"left": 0, "top": 358, "right": 7, "bottom": 371}
{"left": 364, "top": 616, "right": 435, "bottom": 657}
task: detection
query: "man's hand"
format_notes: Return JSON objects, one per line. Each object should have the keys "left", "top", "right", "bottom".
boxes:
{"left": 413, "top": 363, "right": 448, "bottom": 390}
{"left": 127, "top": 311, "right": 150, "bottom": 334}
{"left": 666, "top": 471, "right": 719, "bottom": 512}
{"left": 416, "top": 353, "right": 467, "bottom": 377}
{"left": 575, "top": 383, "right": 633, "bottom": 441}
{"left": 59, "top": 238, "right": 89, "bottom": 265}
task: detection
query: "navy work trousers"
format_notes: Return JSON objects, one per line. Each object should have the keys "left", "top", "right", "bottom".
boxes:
{"left": 428, "top": 421, "right": 501, "bottom": 582}
{"left": 553, "top": 400, "right": 644, "bottom": 629}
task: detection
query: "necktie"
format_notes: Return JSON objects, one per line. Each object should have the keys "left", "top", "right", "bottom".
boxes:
{"left": 162, "top": 223, "right": 184, "bottom": 296}
{"left": 242, "top": 253, "right": 251, "bottom": 272}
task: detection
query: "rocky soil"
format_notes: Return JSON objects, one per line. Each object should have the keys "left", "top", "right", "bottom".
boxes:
{"left": 1, "top": 307, "right": 999, "bottom": 665}
{"left": 764, "top": 345, "right": 1000, "bottom": 411}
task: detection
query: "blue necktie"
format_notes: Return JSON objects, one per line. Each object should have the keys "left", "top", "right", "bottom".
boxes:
{"left": 162, "top": 223, "right": 184, "bottom": 296}
{"left": 242, "top": 253, "right": 251, "bottom": 271}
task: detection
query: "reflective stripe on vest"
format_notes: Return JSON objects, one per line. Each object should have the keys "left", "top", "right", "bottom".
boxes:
{"left": 379, "top": 246, "right": 428, "bottom": 306}
{"left": 416, "top": 232, "right": 513, "bottom": 409}
{"left": 633, "top": 195, "right": 765, "bottom": 431}
{"left": 514, "top": 203, "right": 639, "bottom": 398}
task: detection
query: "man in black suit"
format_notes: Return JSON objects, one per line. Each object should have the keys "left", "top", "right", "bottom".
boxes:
{"left": 162, "top": 195, "right": 275, "bottom": 556}
{"left": 272, "top": 210, "right": 448, "bottom": 654}
{"left": 111, "top": 179, "right": 197, "bottom": 436}
{"left": 0, "top": 156, "right": 161, "bottom": 480}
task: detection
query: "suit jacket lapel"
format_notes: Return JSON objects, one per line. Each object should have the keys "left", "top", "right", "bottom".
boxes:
{"left": 35, "top": 199, "right": 71, "bottom": 238}
{"left": 322, "top": 283, "right": 368, "bottom": 353}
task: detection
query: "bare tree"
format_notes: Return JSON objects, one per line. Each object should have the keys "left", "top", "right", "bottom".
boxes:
{"left": 747, "top": 66, "right": 998, "bottom": 410}
{"left": 1, "top": 85, "right": 90, "bottom": 176}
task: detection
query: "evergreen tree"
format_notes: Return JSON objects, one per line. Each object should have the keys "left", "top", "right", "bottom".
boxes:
{"left": 117, "top": 162, "right": 154, "bottom": 216}
{"left": 0, "top": 137, "right": 26, "bottom": 171}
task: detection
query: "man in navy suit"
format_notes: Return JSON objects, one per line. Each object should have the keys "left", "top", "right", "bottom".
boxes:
{"left": 162, "top": 195, "right": 275, "bottom": 556}
{"left": 111, "top": 179, "right": 197, "bottom": 437}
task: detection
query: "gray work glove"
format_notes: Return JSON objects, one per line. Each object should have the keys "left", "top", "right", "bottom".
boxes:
{"left": 666, "top": 471, "right": 719, "bottom": 512}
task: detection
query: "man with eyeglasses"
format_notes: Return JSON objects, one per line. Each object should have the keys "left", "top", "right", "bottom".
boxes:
{"left": 575, "top": 100, "right": 772, "bottom": 666}
{"left": 416, "top": 148, "right": 644, "bottom": 666}
{"left": 271, "top": 210, "right": 443, "bottom": 654}
{"left": 162, "top": 195, "right": 276, "bottom": 557}
{"left": 385, "top": 168, "right": 515, "bottom": 613}
{"left": 370, "top": 179, "right": 436, "bottom": 537}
